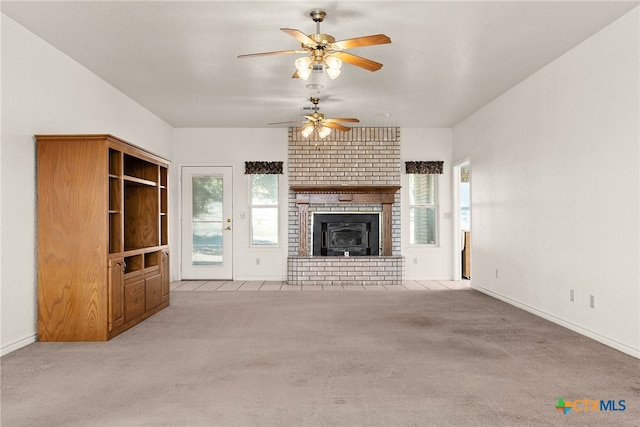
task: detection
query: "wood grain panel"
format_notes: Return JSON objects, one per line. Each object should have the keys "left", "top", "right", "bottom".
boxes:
{"left": 124, "top": 278, "right": 145, "bottom": 321}
{"left": 37, "top": 138, "right": 108, "bottom": 341}
{"left": 161, "top": 250, "right": 170, "bottom": 301}
{"left": 108, "top": 258, "right": 125, "bottom": 333}
{"left": 124, "top": 183, "right": 159, "bottom": 249}
{"left": 145, "top": 274, "right": 162, "bottom": 310}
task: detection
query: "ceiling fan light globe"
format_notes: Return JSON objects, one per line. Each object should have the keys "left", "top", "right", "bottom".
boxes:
{"left": 297, "top": 67, "right": 312, "bottom": 80}
{"left": 318, "top": 126, "right": 332, "bottom": 138}
{"left": 326, "top": 67, "right": 341, "bottom": 80}
{"left": 295, "top": 56, "right": 312, "bottom": 70}
{"left": 301, "top": 126, "right": 314, "bottom": 138}
{"left": 324, "top": 56, "right": 342, "bottom": 70}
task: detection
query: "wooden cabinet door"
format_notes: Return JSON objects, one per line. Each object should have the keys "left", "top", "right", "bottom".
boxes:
{"left": 161, "top": 250, "right": 170, "bottom": 302}
{"left": 145, "top": 274, "right": 163, "bottom": 310}
{"left": 108, "top": 258, "right": 125, "bottom": 332}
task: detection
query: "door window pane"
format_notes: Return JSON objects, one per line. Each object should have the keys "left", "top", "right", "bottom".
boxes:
{"left": 192, "top": 177, "right": 223, "bottom": 264}
{"left": 192, "top": 222, "right": 222, "bottom": 265}
{"left": 192, "top": 177, "right": 223, "bottom": 221}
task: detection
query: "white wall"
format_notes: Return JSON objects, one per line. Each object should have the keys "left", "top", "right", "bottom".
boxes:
{"left": 175, "top": 128, "right": 455, "bottom": 281}
{"left": 452, "top": 8, "right": 639, "bottom": 357}
{"left": 173, "top": 128, "right": 289, "bottom": 281}
{"left": 401, "top": 128, "right": 454, "bottom": 280}
{"left": 1, "top": 14, "right": 174, "bottom": 355}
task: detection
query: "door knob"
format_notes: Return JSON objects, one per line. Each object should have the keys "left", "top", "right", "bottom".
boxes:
{"left": 227, "top": 218, "right": 232, "bottom": 223}
{"left": 225, "top": 226, "right": 231, "bottom": 231}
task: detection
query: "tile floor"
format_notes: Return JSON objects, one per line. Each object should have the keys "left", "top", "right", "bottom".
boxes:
{"left": 171, "top": 280, "right": 471, "bottom": 291}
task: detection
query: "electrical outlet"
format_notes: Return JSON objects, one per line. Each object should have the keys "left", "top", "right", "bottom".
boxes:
{"left": 590, "top": 295, "right": 595, "bottom": 309}
{"left": 570, "top": 289, "right": 574, "bottom": 302}
{"left": 255, "top": 258, "right": 260, "bottom": 266}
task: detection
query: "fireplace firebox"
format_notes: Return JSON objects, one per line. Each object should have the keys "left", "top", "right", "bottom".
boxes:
{"left": 312, "top": 213, "right": 380, "bottom": 256}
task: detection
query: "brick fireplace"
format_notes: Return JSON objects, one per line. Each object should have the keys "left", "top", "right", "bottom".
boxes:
{"left": 287, "top": 127, "right": 404, "bottom": 285}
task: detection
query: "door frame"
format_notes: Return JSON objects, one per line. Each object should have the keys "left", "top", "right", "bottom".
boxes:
{"left": 177, "top": 163, "right": 234, "bottom": 280}
{"left": 452, "top": 157, "right": 471, "bottom": 281}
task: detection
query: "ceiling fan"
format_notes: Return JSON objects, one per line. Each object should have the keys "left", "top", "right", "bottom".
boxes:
{"left": 238, "top": 10, "right": 391, "bottom": 80}
{"left": 268, "top": 97, "right": 359, "bottom": 139}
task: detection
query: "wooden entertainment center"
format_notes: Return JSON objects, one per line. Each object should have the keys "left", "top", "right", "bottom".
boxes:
{"left": 36, "top": 134, "right": 169, "bottom": 341}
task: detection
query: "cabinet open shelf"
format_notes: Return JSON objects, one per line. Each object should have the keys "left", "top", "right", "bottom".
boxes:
{"left": 123, "top": 175, "right": 157, "bottom": 187}
{"left": 124, "top": 181, "right": 159, "bottom": 249}
{"left": 124, "top": 153, "right": 159, "bottom": 183}
{"left": 124, "top": 250, "right": 163, "bottom": 278}
{"left": 109, "top": 148, "right": 122, "bottom": 176}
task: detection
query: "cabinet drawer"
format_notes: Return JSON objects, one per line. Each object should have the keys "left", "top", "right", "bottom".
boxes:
{"left": 145, "top": 274, "right": 162, "bottom": 310}
{"left": 124, "top": 279, "right": 145, "bottom": 321}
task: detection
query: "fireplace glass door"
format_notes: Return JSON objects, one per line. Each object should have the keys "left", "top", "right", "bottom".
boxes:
{"left": 313, "top": 213, "right": 380, "bottom": 256}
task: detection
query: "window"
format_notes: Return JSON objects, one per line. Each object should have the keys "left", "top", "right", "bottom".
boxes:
{"left": 460, "top": 182, "right": 470, "bottom": 231}
{"left": 409, "top": 174, "right": 438, "bottom": 245}
{"left": 250, "top": 174, "right": 279, "bottom": 245}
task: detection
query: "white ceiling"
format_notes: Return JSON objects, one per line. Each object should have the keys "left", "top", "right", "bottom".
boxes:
{"left": 2, "top": 1, "right": 638, "bottom": 128}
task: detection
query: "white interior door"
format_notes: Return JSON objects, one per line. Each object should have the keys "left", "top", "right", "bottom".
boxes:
{"left": 181, "top": 166, "right": 233, "bottom": 279}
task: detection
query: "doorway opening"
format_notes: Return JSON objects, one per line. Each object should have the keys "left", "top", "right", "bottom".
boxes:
{"left": 453, "top": 159, "right": 471, "bottom": 281}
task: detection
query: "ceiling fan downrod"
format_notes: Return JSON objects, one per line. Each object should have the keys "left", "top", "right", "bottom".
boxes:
{"left": 310, "top": 9, "right": 326, "bottom": 34}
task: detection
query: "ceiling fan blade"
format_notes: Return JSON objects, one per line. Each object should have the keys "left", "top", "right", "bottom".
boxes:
{"left": 324, "top": 118, "right": 360, "bottom": 123}
{"left": 237, "top": 49, "right": 305, "bottom": 59}
{"left": 323, "top": 122, "right": 351, "bottom": 132}
{"left": 304, "top": 115, "right": 320, "bottom": 122}
{"left": 268, "top": 120, "right": 307, "bottom": 125}
{"left": 332, "top": 51, "right": 383, "bottom": 71}
{"left": 332, "top": 34, "right": 391, "bottom": 50}
{"left": 281, "top": 28, "right": 318, "bottom": 48}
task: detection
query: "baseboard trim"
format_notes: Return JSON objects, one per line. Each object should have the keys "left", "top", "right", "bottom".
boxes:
{"left": 1, "top": 333, "right": 37, "bottom": 357}
{"left": 472, "top": 284, "right": 640, "bottom": 359}
{"left": 234, "top": 276, "right": 286, "bottom": 282}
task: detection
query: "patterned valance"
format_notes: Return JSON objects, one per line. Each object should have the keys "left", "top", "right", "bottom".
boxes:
{"left": 405, "top": 161, "right": 444, "bottom": 174}
{"left": 244, "top": 161, "right": 284, "bottom": 174}
{"left": 460, "top": 167, "right": 470, "bottom": 183}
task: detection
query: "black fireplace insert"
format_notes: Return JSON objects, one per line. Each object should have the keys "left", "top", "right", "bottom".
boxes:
{"left": 312, "top": 213, "right": 380, "bottom": 256}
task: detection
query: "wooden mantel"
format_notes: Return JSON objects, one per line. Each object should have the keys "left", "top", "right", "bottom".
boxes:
{"left": 290, "top": 185, "right": 401, "bottom": 256}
